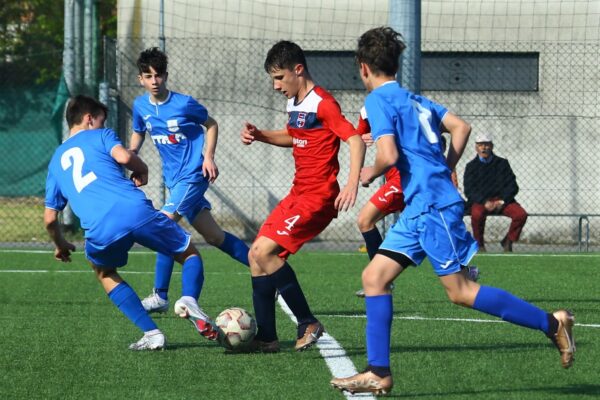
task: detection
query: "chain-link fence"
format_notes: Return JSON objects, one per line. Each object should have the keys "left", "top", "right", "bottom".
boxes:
{"left": 1, "top": 35, "right": 598, "bottom": 252}
{"left": 97, "top": 36, "right": 599, "bottom": 253}
{"left": 0, "top": 49, "right": 64, "bottom": 246}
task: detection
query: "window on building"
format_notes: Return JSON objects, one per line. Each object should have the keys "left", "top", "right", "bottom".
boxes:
{"left": 421, "top": 52, "right": 539, "bottom": 91}
{"left": 306, "top": 50, "right": 539, "bottom": 92}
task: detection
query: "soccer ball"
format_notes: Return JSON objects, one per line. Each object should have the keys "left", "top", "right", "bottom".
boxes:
{"left": 215, "top": 307, "right": 257, "bottom": 349}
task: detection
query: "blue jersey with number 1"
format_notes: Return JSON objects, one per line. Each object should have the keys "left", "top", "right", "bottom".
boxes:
{"left": 365, "top": 81, "right": 463, "bottom": 217}
{"left": 45, "top": 128, "right": 156, "bottom": 247}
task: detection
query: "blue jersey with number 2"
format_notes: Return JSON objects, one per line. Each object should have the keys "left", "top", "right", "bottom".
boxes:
{"left": 45, "top": 128, "right": 156, "bottom": 247}
{"left": 365, "top": 81, "right": 463, "bottom": 217}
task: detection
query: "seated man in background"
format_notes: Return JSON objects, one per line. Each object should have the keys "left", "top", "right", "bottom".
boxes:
{"left": 463, "top": 133, "right": 528, "bottom": 252}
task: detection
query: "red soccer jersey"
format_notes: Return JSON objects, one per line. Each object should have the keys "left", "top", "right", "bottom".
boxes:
{"left": 286, "top": 86, "right": 358, "bottom": 201}
{"left": 357, "top": 107, "right": 401, "bottom": 183}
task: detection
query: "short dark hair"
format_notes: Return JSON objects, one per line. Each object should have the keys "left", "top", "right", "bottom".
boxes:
{"left": 264, "top": 40, "right": 308, "bottom": 73}
{"left": 65, "top": 95, "right": 108, "bottom": 128}
{"left": 137, "top": 47, "right": 168, "bottom": 75}
{"left": 356, "top": 27, "right": 406, "bottom": 76}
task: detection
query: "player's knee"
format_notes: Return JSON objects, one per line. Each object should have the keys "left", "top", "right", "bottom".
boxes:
{"left": 248, "top": 243, "right": 267, "bottom": 266}
{"left": 445, "top": 289, "right": 471, "bottom": 307}
{"left": 362, "top": 268, "right": 387, "bottom": 292}
{"left": 174, "top": 243, "right": 200, "bottom": 264}
{"left": 204, "top": 232, "right": 224, "bottom": 247}
{"left": 93, "top": 266, "right": 117, "bottom": 281}
{"left": 356, "top": 211, "right": 375, "bottom": 232}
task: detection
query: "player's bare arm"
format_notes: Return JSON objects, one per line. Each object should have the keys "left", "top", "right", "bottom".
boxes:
{"left": 112, "top": 144, "right": 149, "bottom": 187}
{"left": 129, "top": 131, "right": 146, "bottom": 154}
{"left": 202, "top": 116, "right": 219, "bottom": 183}
{"left": 335, "top": 134, "right": 366, "bottom": 211}
{"left": 241, "top": 122, "right": 293, "bottom": 147}
{"left": 360, "top": 135, "right": 398, "bottom": 187}
{"left": 441, "top": 112, "right": 471, "bottom": 171}
{"left": 44, "top": 208, "right": 76, "bottom": 262}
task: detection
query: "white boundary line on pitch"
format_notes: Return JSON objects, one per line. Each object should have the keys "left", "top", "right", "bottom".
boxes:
{"left": 321, "top": 313, "right": 600, "bottom": 329}
{"left": 1, "top": 249, "right": 599, "bottom": 257}
{"left": 0, "top": 269, "right": 246, "bottom": 275}
{"left": 276, "top": 297, "right": 375, "bottom": 400}
{"left": 2, "top": 269, "right": 598, "bottom": 329}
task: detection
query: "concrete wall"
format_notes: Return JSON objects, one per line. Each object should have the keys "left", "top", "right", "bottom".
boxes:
{"left": 115, "top": 1, "right": 600, "bottom": 247}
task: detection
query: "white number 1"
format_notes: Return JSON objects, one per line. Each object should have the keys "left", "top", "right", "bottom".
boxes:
{"left": 412, "top": 100, "right": 438, "bottom": 144}
{"left": 61, "top": 147, "right": 97, "bottom": 193}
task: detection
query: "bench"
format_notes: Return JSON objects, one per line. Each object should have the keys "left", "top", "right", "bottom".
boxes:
{"left": 527, "top": 213, "right": 600, "bottom": 252}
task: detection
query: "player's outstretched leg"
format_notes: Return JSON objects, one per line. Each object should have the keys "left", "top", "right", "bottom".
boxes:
{"left": 173, "top": 253, "right": 220, "bottom": 341}
{"left": 468, "top": 284, "right": 575, "bottom": 369}
{"left": 192, "top": 210, "right": 250, "bottom": 267}
{"left": 217, "top": 231, "right": 250, "bottom": 266}
{"left": 141, "top": 252, "right": 174, "bottom": 313}
{"left": 94, "top": 265, "right": 166, "bottom": 350}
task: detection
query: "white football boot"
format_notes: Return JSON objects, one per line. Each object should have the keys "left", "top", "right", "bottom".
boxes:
{"left": 128, "top": 330, "right": 166, "bottom": 351}
{"left": 174, "top": 297, "right": 220, "bottom": 341}
{"left": 141, "top": 289, "right": 169, "bottom": 314}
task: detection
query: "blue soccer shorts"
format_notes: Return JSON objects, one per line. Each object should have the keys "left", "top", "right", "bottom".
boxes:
{"left": 379, "top": 202, "right": 478, "bottom": 276}
{"left": 163, "top": 180, "right": 212, "bottom": 224}
{"left": 85, "top": 212, "right": 192, "bottom": 268}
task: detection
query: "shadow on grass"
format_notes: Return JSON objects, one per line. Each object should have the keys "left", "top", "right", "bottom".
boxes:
{"left": 385, "top": 384, "right": 600, "bottom": 398}
{"left": 166, "top": 341, "right": 218, "bottom": 350}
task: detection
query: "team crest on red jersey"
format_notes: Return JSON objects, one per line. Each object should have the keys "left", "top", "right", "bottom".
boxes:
{"left": 296, "top": 112, "right": 306, "bottom": 128}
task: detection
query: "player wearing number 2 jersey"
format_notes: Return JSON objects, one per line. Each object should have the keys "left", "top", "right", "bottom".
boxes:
{"left": 44, "top": 95, "right": 219, "bottom": 351}
{"left": 331, "top": 27, "right": 575, "bottom": 395}
{"left": 240, "top": 40, "right": 365, "bottom": 353}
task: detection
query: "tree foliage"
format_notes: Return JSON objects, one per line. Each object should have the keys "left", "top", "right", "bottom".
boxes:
{"left": 0, "top": 0, "right": 116, "bottom": 85}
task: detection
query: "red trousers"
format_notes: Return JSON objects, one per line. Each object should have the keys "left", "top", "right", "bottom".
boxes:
{"left": 470, "top": 202, "right": 528, "bottom": 246}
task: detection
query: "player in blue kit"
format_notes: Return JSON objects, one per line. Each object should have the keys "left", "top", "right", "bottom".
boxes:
{"left": 44, "top": 95, "right": 220, "bottom": 350}
{"left": 330, "top": 27, "right": 575, "bottom": 395}
{"left": 129, "top": 48, "right": 250, "bottom": 313}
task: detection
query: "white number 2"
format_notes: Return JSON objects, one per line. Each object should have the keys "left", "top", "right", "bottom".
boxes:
{"left": 412, "top": 100, "right": 438, "bottom": 145}
{"left": 61, "top": 147, "right": 97, "bottom": 193}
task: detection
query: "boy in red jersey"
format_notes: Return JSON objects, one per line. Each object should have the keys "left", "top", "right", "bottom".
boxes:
{"left": 356, "top": 107, "right": 404, "bottom": 261}
{"left": 240, "top": 40, "right": 365, "bottom": 352}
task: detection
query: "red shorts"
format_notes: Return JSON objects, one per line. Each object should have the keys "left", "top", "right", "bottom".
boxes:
{"left": 257, "top": 194, "right": 337, "bottom": 258}
{"left": 369, "top": 178, "right": 405, "bottom": 214}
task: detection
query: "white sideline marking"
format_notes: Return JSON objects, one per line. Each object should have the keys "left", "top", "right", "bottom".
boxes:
{"left": 2, "top": 248, "right": 600, "bottom": 257}
{"left": 277, "top": 297, "right": 375, "bottom": 400}
{"left": 2, "top": 268, "right": 599, "bottom": 331}
{"left": 0, "top": 270, "right": 247, "bottom": 275}
{"left": 323, "top": 313, "right": 600, "bottom": 329}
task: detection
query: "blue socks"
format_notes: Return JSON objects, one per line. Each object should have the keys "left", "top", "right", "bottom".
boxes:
{"left": 473, "top": 285, "right": 550, "bottom": 334}
{"left": 218, "top": 231, "right": 250, "bottom": 266}
{"left": 361, "top": 228, "right": 383, "bottom": 260}
{"left": 154, "top": 252, "right": 175, "bottom": 300}
{"left": 152, "top": 232, "right": 247, "bottom": 301}
{"left": 108, "top": 282, "right": 157, "bottom": 332}
{"left": 181, "top": 254, "right": 204, "bottom": 299}
{"left": 251, "top": 275, "right": 278, "bottom": 342}
{"left": 365, "top": 294, "right": 393, "bottom": 367}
